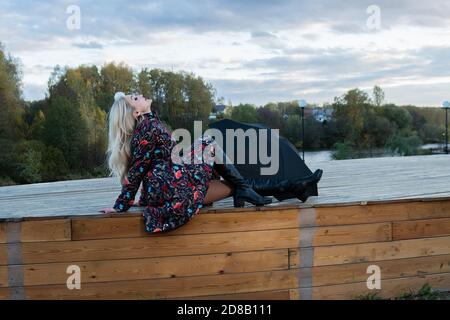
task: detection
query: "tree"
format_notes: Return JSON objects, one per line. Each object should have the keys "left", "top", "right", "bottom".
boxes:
{"left": 332, "top": 88, "right": 371, "bottom": 148}
{"left": 96, "top": 62, "right": 135, "bottom": 111}
{"left": 0, "top": 44, "right": 24, "bottom": 141}
{"left": 230, "top": 104, "right": 259, "bottom": 123}
{"left": 41, "top": 96, "right": 88, "bottom": 170}
{"left": 373, "top": 85, "right": 385, "bottom": 107}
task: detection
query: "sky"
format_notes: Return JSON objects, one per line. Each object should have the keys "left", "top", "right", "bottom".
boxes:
{"left": 1, "top": 0, "right": 450, "bottom": 107}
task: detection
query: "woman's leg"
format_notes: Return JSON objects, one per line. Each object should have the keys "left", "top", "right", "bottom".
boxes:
{"left": 203, "top": 180, "right": 233, "bottom": 204}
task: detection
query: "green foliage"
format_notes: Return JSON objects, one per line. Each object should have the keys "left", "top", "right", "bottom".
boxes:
{"left": 355, "top": 292, "right": 383, "bottom": 300}
{"left": 0, "top": 138, "right": 17, "bottom": 177}
{"left": 394, "top": 283, "right": 448, "bottom": 300}
{"left": 331, "top": 141, "right": 354, "bottom": 160}
{"left": 3, "top": 140, "right": 69, "bottom": 184}
{"left": 41, "top": 145, "right": 69, "bottom": 181}
{"left": 373, "top": 85, "right": 385, "bottom": 107}
{"left": 333, "top": 88, "right": 372, "bottom": 148}
{"left": 0, "top": 43, "right": 448, "bottom": 186}
{"left": 385, "top": 130, "right": 423, "bottom": 156}
{"left": 95, "top": 62, "right": 134, "bottom": 111}
{"left": 14, "top": 140, "right": 43, "bottom": 183}
{"left": 356, "top": 284, "right": 449, "bottom": 300}
{"left": 0, "top": 43, "right": 24, "bottom": 141}
{"left": 229, "top": 103, "right": 259, "bottom": 123}
{"left": 41, "top": 96, "right": 89, "bottom": 170}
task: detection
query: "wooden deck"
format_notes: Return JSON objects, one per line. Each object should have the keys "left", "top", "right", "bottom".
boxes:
{"left": 1, "top": 154, "right": 450, "bottom": 220}
{"left": 0, "top": 154, "right": 449, "bottom": 299}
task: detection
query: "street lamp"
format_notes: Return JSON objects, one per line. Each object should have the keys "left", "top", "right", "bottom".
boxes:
{"left": 443, "top": 101, "right": 450, "bottom": 154}
{"left": 298, "top": 99, "right": 307, "bottom": 162}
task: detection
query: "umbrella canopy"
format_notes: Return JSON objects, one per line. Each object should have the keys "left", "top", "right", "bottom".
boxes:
{"left": 208, "top": 118, "right": 319, "bottom": 201}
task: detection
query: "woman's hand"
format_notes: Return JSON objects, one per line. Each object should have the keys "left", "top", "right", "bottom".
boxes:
{"left": 99, "top": 208, "right": 117, "bottom": 214}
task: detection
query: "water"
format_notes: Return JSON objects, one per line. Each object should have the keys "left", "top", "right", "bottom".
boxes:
{"left": 420, "top": 143, "right": 444, "bottom": 150}
{"left": 303, "top": 150, "right": 333, "bottom": 163}
{"left": 302, "top": 144, "right": 444, "bottom": 163}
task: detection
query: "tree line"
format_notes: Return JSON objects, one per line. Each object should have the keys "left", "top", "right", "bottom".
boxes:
{"left": 0, "top": 45, "right": 215, "bottom": 185}
{"left": 0, "top": 45, "right": 448, "bottom": 186}
{"left": 223, "top": 87, "right": 448, "bottom": 159}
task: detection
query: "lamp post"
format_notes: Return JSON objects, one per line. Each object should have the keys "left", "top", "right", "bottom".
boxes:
{"left": 443, "top": 101, "right": 450, "bottom": 154}
{"left": 298, "top": 99, "right": 307, "bottom": 162}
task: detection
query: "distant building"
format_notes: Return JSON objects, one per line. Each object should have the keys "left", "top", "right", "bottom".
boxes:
{"left": 312, "top": 107, "right": 334, "bottom": 123}
{"left": 209, "top": 104, "right": 227, "bottom": 120}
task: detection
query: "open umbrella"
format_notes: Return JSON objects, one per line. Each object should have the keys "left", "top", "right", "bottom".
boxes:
{"left": 208, "top": 118, "right": 319, "bottom": 202}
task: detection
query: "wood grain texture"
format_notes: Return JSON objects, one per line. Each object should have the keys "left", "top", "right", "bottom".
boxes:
{"left": 0, "top": 223, "right": 5, "bottom": 243}
{"left": 0, "top": 265, "right": 6, "bottom": 288}
{"left": 309, "top": 272, "right": 450, "bottom": 300}
{"left": 12, "top": 221, "right": 398, "bottom": 265}
{"left": 17, "top": 229, "right": 299, "bottom": 264}
{"left": 315, "top": 200, "right": 450, "bottom": 226}
{"left": 71, "top": 209, "right": 300, "bottom": 240}
{"left": 0, "top": 245, "right": 7, "bottom": 266}
{"left": 393, "top": 217, "right": 450, "bottom": 240}
{"left": 290, "top": 254, "right": 450, "bottom": 286}
{"left": 311, "top": 222, "right": 392, "bottom": 246}
{"left": 310, "top": 236, "right": 450, "bottom": 266}
{"left": 0, "top": 219, "right": 71, "bottom": 244}
{"left": 0, "top": 249, "right": 289, "bottom": 287}
{"left": 7, "top": 269, "right": 299, "bottom": 299}
{"left": 180, "top": 290, "right": 290, "bottom": 300}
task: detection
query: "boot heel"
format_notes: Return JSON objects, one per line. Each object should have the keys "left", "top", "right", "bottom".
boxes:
{"left": 233, "top": 196, "right": 245, "bottom": 207}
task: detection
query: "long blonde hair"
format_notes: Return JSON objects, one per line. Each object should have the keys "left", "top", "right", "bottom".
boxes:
{"left": 106, "top": 97, "right": 143, "bottom": 184}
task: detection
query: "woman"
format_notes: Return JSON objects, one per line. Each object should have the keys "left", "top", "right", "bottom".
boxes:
{"left": 99, "top": 92, "right": 275, "bottom": 233}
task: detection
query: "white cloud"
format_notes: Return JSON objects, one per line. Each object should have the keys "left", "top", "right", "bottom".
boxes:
{"left": 1, "top": 0, "right": 450, "bottom": 106}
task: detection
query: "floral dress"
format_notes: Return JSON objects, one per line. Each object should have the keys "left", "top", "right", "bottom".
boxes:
{"left": 113, "top": 110, "right": 217, "bottom": 233}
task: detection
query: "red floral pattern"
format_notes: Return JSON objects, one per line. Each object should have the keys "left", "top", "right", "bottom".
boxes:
{"left": 113, "top": 110, "right": 216, "bottom": 233}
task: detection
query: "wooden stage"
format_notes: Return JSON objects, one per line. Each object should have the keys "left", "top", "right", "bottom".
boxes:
{"left": 0, "top": 154, "right": 449, "bottom": 299}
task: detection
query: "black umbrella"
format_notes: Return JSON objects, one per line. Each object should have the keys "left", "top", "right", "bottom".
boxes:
{"left": 208, "top": 118, "right": 320, "bottom": 202}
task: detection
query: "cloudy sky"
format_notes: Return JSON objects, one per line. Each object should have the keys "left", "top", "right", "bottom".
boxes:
{"left": 1, "top": 0, "right": 450, "bottom": 106}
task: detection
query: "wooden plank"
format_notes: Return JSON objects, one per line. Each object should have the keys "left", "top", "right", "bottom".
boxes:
{"left": 290, "top": 236, "right": 450, "bottom": 267}
{"left": 21, "top": 219, "right": 71, "bottom": 243}
{"left": 0, "top": 223, "right": 5, "bottom": 243}
{"left": 1, "top": 249, "right": 288, "bottom": 287}
{"left": 315, "top": 200, "right": 450, "bottom": 226}
{"left": 17, "top": 221, "right": 395, "bottom": 264}
{"left": 71, "top": 209, "right": 300, "bottom": 240}
{"left": 17, "top": 229, "right": 299, "bottom": 264}
{"left": 0, "top": 219, "right": 71, "bottom": 244}
{"left": 0, "top": 245, "right": 6, "bottom": 266}
{"left": 0, "top": 265, "right": 7, "bottom": 288}
{"left": 393, "top": 217, "right": 450, "bottom": 240}
{"left": 311, "top": 222, "right": 391, "bottom": 246}
{"left": 309, "top": 272, "right": 450, "bottom": 300}
{"left": 180, "top": 290, "right": 290, "bottom": 300}
{"left": 0, "top": 287, "right": 9, "bottom": 299}
{"left": 2, "top": 154, "right": 450, "bottom": 221}
{"left": 312, "top": 236, "right": 450, "bottom": 266}
{"left": 10, "top": 269, "right": 299, "bottom": 299}
{"left": 72, "top": 212, "right": 392, "bottom": 243}
{"left": 290, "top": 254, "right": 450, "bottom": 287}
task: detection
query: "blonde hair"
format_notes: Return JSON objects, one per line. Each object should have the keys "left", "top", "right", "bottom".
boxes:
{"left": 106, "top": 97, "right": 144, "bottom": 184}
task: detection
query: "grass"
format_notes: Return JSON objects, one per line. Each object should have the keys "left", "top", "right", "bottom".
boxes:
{"left": 357, "top": 284, "right": 450, "bottom": 300}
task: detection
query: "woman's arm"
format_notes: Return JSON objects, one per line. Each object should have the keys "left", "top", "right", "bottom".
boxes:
{"left": 113, "top": 125, "right": 158, "bottom": 212}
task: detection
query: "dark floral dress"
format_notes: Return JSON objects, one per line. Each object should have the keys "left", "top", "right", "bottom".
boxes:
{"left": 113, "top": 110, "right": 217, "bottom": 233}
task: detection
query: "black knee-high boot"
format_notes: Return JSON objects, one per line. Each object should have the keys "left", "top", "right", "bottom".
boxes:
{"left": 213, "top": 163, "right": 272, "bottom": 207}
{"left": 244, "top": 169, "right": 323, "bottom": 202}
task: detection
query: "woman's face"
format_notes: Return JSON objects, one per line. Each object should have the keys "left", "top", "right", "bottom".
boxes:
{"left": 125, "top": 94, "right": 152, "bottom": 120}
